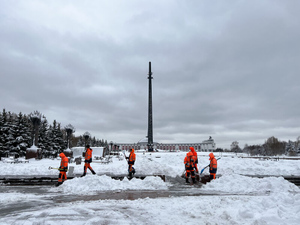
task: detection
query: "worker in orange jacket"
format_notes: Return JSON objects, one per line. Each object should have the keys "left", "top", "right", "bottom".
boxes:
{"left": 209, "top": 152, "right": 217, "bottom": 180}
{"left": 189, "top": 147, "right": 199, "bottom": 173}
{"left": 57, "top": 152, "right": 68, "bottom": 186}
{"left": 184, "top": 151, "right": 196, "bottom": 184}
{"left": 82, "top": 145, "right": 96, "bottom": 176}
{"left": 126, "top": 148, "right": 136, "bottom": 178}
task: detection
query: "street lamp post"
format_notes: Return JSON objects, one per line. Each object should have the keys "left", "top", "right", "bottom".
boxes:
{"left": 109, "top": 141, "right": 113, "bottom": 155}
{"left": 65, "top": 124, "right": 75, "bottom": 149}
{"left": 83, "top": 132, "right": 91, "bottom": 149}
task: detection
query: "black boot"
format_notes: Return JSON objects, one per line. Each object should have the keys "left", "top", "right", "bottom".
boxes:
{"left": 81, "top": 166, "right": 86, "bottom": 177}
{"left": 186, "top": 178, "right": 190, "bottom": 183}
{"left": 192, "top": 177, "right": 196, "bottom": 184}
{"left": 91, "top": 170, "right": 96, "bottom": 175}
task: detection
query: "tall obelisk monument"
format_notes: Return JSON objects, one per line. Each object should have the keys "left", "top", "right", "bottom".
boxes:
{"left": 147, "top": 61, "right": 153, "bottom": 151}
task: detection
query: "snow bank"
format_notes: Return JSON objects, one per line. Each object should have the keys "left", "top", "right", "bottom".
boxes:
{"left": 51, "top": 175, "right": 169, "bottom": 195}
{"left": 203, "top": 173, "right": 300, "bottom": 194}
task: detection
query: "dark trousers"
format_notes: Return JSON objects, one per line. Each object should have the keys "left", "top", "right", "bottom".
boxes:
{"left": 128, "top": 161, "right": 135, "bottom": 174}
{"left": 209, "top": 168, "right": 217, "bottom": 180}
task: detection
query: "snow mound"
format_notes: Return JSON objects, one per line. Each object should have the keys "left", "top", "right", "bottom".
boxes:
{"left": 203, "top": 173, "right": 300, "bottom": 194}
{"left": 52, "top": 175, "right": 169, "bottom": 195}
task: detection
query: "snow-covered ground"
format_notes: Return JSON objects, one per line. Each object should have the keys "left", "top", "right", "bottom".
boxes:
{"left": 1, "top": 152, "right": 300, "bottom": 224}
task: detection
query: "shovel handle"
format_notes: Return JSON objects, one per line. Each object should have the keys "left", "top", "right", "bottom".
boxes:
{"left": 48, "top": 167, "right": 59, "bottom": 170}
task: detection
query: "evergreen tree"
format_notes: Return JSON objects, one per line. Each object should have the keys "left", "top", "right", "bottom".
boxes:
{"left": 13, "top": 112, "right": 31, "bottom": 156}
{"left": 39, "top": 117, "right": 51, "bottom": 157}
{"left": 57, "top": 123, "right": 67, "bottom": 151}
{"left": 285, "top": 140, "right": 296, "bottom": 156}
{"left": 48, "top": 122, "right": 58, "bottom": 156}
{"left": 91, "top": 136, "right": 96, "bottom": 147}
{"left": 0, "top": 108, "right": 111, "bottom": 156}
{"left": 1, "top": 110, "right": 11, "bottom": 154}
{"left": 0, "top": 109, "right": 8, "bottom": 152}
{"left": 104, "top": 140, "right": 109, "bottom": 149}
{"left": 0, "top": 110, "right": 3, "bottom": 153}
{"left": 47, "top": 120, "right": 67, "bottom": 156}
{"left": 8, "top": 112, "right": 19, "bottom": 153}
{"left": 76, "top": 136, "right": 85, "bottom": 147}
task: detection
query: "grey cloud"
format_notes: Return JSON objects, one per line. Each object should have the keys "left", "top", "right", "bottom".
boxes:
{"left": 1, "top": 1, "right": 300, "bottom": 148}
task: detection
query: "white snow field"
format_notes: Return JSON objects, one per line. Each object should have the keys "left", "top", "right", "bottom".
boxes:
{"left": 1, "top": 152, "right": 300, "bottom": 225}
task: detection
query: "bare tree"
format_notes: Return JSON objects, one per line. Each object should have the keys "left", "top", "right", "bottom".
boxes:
{"left": 263, "top": 136, "right": 285, "bottom": 156}
{"left": 230, "top": 141, "right": 242, "bottom": 153}
{"left": 244, "top": 145, "right": 264, "bottom": 156}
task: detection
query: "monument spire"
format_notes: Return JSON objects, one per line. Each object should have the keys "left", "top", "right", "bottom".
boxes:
{"left": 147, "top": 61, "right": 153, "bottom": 151}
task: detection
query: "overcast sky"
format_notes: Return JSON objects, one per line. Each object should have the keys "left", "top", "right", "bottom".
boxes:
{"left": 1, "top": 0, "right": 300, "bottom": 149}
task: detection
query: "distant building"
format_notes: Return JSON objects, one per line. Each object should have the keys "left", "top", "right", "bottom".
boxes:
{"left": 116, "top": 136, "right": 216, "bottom": 152}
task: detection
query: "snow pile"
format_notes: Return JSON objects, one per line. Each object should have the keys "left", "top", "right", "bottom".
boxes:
{"left": 203, "top": 173, "right": 300, "bottom": 194}
{"left": 52, "top": 175, "right": 169, "bottom": 194}
{"left": 26, "top": 144, "right": 39, "bottom": 152}
{"left": 220, "top": 156, "right": 300, "bottom": 176}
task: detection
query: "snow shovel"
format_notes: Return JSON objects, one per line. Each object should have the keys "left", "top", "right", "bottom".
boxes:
{"left": 181, "top": 169, "right": 186, "bottom": 178}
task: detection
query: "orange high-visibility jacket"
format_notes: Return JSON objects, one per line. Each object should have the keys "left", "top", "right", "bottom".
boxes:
{"left": 59, "top": 153, "right": 68, "bottom": 170}
{"left": 129, "top": 149, "right": 136, "bottom": 162}
{"left": 85, "top": 148, "right": 93, "bottom": 161}
{"left": 189, "top": 147, "right": 198, "bottom": 164}
{"left": 209, "top": 153, "right": 217, "bottom": 169}
{"left": 184, "top": 152, "right": 195, "bottom": 168}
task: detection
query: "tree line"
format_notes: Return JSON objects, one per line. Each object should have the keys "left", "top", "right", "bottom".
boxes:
{"left": 0, "top": 109, "right": 109, "bottom": 158}
{"left": 229, "top": 136, "right": 300, "bottom": 156}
